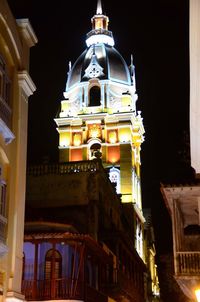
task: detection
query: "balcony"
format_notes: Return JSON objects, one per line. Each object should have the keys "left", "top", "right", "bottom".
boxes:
{"left": 102, "top": 268, "right": 145, "bottom": 302}
{"left": 161, "top": 184, "right": 200, "bottom": 300}
{"left": 27, "top": 160, "right": 103, "bottom": 176}
{"left": 22, "top": 278, "right": 107, "bottom": 302}
{"left": 176, "top": 252, "right": 200, "bottom": 275}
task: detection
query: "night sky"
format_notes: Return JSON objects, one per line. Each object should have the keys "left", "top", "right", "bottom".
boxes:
{"left": 8, "top": 0, "right": 190, "bottom": 255}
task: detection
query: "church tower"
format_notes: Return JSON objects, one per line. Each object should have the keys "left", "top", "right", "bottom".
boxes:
{"left": 55, "top": 0, "right": 145, "bottom": 258}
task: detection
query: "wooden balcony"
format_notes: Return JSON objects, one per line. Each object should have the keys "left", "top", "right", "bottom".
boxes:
{"left": 174, "top": 251, "right": 200, "bottom": 300}
{"left": 102, "top": 268, "right": 144, "bottom": 302}
{"left": 22, "top": 278, "right": 107, "bottom": 302}
{"left": 176, "top": 252, "right": 200, "bottom": 275}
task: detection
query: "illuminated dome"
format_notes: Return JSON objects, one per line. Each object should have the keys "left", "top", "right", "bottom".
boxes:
{"left": 65, "top": 0, "right": 133, "bottom": 92}
{"left": 66, "top": 44, "right": 132, "bottom": 90}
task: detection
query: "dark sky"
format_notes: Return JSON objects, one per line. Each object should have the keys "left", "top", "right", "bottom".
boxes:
{"left": 8, "top": 0, "right": 190, "bottom": 254}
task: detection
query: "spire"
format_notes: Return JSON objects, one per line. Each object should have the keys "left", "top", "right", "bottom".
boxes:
{"left": 131, "top": 54, "right": 133, "bottom": 66}
{"left": 130, "top": 54, "right": 136, "bottom": 88}
{"left": 86, "top": 1, "right": 114, "bottom": 47}
{"left": 96, "top": 0, "right": 102, "bottom": 15}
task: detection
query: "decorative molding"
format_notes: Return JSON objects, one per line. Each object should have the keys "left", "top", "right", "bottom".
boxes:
{"left": 18, "top": 70, "right": 36, "bottom": 98}
{"left": 6, "top": 291, "right": 25, "bottom": 302}
{"left": 17, "top": 19, "right": 38, "bottom": 47}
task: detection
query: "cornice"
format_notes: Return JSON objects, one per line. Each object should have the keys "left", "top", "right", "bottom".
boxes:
{"left": 18, "top": 70, "right": 36, "bottom": 98}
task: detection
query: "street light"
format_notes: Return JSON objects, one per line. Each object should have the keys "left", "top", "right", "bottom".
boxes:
{"left": 195, "top": 289, "right": 200, "bottom": 302}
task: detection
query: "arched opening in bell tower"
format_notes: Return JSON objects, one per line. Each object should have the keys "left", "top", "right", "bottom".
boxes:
{"left": 89, "top": 86, "right": 101, "bottom": 106}
{"left": 88, "top": 140, "right": 102, "bottom": 159}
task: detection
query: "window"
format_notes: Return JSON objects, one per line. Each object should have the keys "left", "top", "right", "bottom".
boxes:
{"left": 135, "top": 219, "right": 143, "bottom": 259}
{"left": 0, "top": 181, "right": 6, "bottom": 217}
{"left": 89, "top": 86, "right": 100, "bottom": 106}
{"left": 89, "top": 142, "right": 101, "bottom": 159}
{"left": 0, "top": 55, "right": 10, "bottom": 106}
{"left": 0, "top": 55, "right": 11, "bottom": 128}
{"left": 109, "top": 167, "right": 120, "bottom": 194}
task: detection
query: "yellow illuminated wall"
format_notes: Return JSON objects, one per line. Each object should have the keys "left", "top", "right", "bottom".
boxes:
{"left": 0, "top": 2, "right": 37, "bottom": 302}
{"left": 59, "top": 132, "right": 70, "bottom": 147}
{"left": 119, "top": 127, "right": 131, "bottom": 143}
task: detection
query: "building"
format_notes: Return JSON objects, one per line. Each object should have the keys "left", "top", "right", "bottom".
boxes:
{"left": 160, "top": 1, "right": 200, "bottom": 301}
{"left": 24, "top": 160, "right": 147, "bottom": 302}
{"left": 0, "top": 1, "right": 37, "bottom": 302}
{"left": 54, "top": 0, "right": 145, "bottom": 261}
{"left": 143, "top": 209, "right": 160, "bottom": 301}
{"left": 23, "top": 1, "right": 160, "bottom": 302}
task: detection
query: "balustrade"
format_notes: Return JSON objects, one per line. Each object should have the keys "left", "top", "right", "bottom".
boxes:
{"left": 27, "top": 160, "right": 101, "bottom": 176}
{"left": 176, "top": 252, "right": 200, "bottom": 275}
{"left": 22, "top": 278, "right": 109, "bottom": 301}
{"left": 22, "top": 278, "right": 82, "bottom": 300}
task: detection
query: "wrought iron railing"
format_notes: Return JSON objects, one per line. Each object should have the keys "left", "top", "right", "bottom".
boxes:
{"left": 176, "top": 252, "right": 200, "bottom": 275}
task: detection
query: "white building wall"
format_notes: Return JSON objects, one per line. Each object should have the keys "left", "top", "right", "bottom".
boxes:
{"left": 190, "top": 0, "right": 200, "bottom": 174}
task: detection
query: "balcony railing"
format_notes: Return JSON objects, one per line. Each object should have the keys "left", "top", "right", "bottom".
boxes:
{"left": 22, "top": 278, "right": 107, "bottom": 301}
{"left": 86, "top": 29, "right": 113, "bottom": 39}
{"left": 176, "top": 252, "right": 200, "bottom": 275}
{"left": 102, "top": 269, "right": 144, "bottom": 302}
{"left": 27, "top": 160, "right": 102, "bottom": 176}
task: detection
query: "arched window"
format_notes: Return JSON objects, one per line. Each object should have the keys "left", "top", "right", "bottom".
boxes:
{"left": 89, "top": 86, "right": 101, "bottom": 106}
{"left": 109, "top": 167, "right": 120, "bottom": 194}
{"left": 89, "top": 142, "right": 101, "bottom": 159}
{"left": 45, "top": 249, "right": 62, "bottom": 280}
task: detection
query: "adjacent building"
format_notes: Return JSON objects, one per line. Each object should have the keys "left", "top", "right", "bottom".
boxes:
{"left": 0, "top": 1, "right": 37, "bottom": 302}
{"left": 161, "top": 0, "right": 200, "bottom": 301}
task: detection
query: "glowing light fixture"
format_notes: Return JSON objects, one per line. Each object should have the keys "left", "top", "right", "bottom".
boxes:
{"left": 89, "top": 124, "right": 101, "bottom": 139}
{"left": 195, "top": 289, "right": 200, "bottom": 302}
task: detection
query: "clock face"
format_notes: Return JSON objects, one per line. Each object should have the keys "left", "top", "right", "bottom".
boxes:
{"left": 88, "top": 64, "right": 101, "bottom": 78}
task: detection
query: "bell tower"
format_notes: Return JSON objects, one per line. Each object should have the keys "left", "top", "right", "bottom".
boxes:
{"left": 55, "top": 1, "right": 145, "bottom": 258}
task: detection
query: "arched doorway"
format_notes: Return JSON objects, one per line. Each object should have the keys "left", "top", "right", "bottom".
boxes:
{"left": 45, "top": 249, "right": 62, "bottom": 280}
{"left": 44, "top": 249, "right": 62, "bottom": 298}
